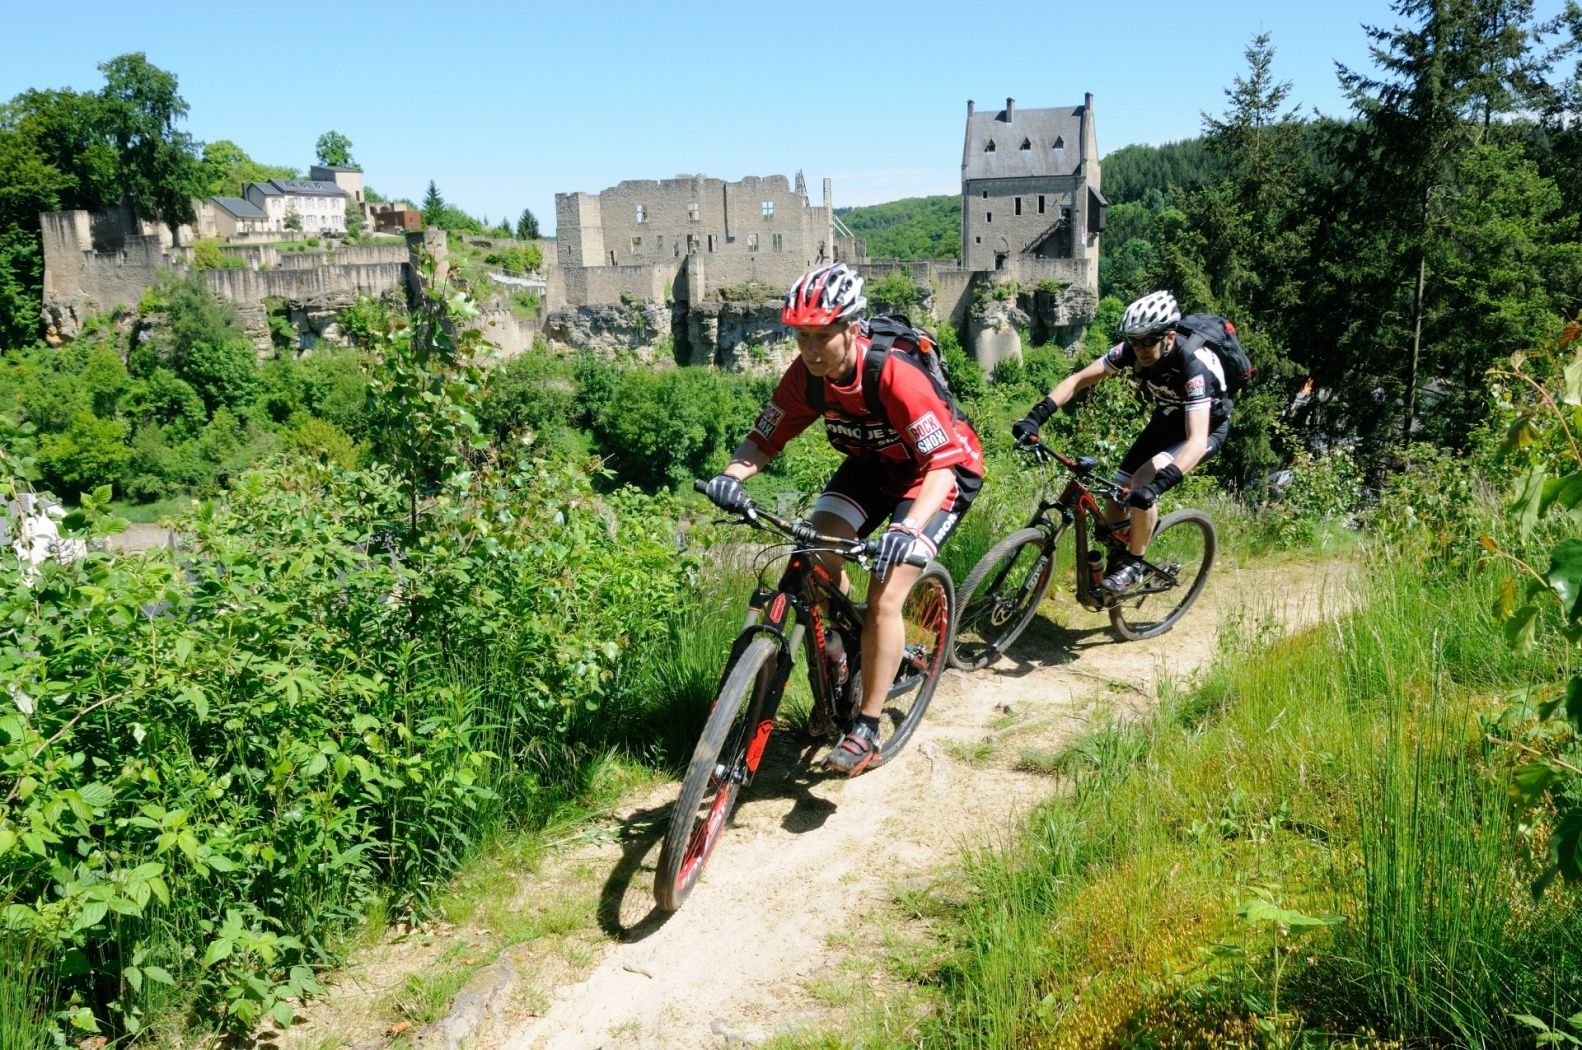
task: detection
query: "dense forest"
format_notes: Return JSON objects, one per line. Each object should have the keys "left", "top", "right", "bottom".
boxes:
{"left": 6, "top": 1, "right": 1582, "bottom": 1044}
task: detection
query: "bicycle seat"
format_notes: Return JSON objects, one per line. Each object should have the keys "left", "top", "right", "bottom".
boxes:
{"left": 1074, "top": 456, "right": 1098, "bottom": 476}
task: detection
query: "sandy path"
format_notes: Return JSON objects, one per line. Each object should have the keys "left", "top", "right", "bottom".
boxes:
{"left": 463, "top": 556, "right": 1354, "bottom": 1049}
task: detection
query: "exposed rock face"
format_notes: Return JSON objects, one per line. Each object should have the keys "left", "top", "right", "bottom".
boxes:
{"left": 682, "top": 300, "right": 794, "bottom": 374}
{"left": 543, "top": 303, "right": 674, "bottom": 361}
{"left": 1031, "top": 285, "right": 1099, "bottom": 348}
{"left": 968, "top": 299, "right": 1033, "bottom": 376}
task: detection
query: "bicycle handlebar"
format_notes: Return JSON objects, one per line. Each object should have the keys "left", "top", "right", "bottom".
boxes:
{"left": 692, "top": 480, "right": 876, "bottom": 562}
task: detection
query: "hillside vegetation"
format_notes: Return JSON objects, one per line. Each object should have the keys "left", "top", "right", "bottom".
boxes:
{"left": 836, "top": 194, "right": 960, "bottom": 261}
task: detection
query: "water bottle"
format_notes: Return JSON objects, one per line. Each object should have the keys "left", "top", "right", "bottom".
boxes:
{"left": 825, "top": 628, "right": 849, "bottom": 693}
{"left": 1086, "top": 550, "right": 1104, "bottom": 594}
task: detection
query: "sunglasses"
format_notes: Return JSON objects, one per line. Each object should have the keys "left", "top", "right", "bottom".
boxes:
{"left": 1127, "top": 334, "right": 1164, "bottom": 351}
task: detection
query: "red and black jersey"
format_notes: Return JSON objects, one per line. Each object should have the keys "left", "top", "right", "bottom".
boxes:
{"left": 746, "top": 332, "right": 984, "bottom": 499}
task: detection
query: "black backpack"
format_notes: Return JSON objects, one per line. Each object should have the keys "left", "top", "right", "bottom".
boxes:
{"left": 1174, "top": 313, "right": 1253, "bottom": 397}
{"left": 805, "top": 314, "right": 970, "bottom": 424}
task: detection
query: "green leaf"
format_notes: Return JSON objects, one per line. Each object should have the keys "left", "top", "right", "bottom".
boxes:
{"left": 1513, "top": 466, "right": 1547, "bottom": 539}
{"left": 69, "top": 1006, "right": 100, "bottom": 1032}
{"left": 1547, "top": 539, "right": 1582, "bottom": 622}
{"left": 1544, "top": 472, "right": 1582, "bottom": 515}
{"left": 1565, "top": 350, "right": 1582, "bottom": 406}
{"left": 1568, "top": 677, "right": 1582, "bottom": 734}
{"left": 71, "top": 899, "right": 109, "bottom": 933}
{"left": 124, "top": 965, "right": 142, "bottom": 993}
{"left": 1236, "top": 898, "right": 1341, "bottom": 930}
{"left": 203, "top": 937, "right": 233, "bottom": 967}
{"left": 1553, "top": 806, "right": 1582, "bottom": 883}
{"left": 271, "top": 999, "right": 295, "bottom": 1027}
{"left": 1512, "top": 762, "right": 1560, "bottom": 804}
{"left": 142, "top": 965, "right": 175, "bottom": 985}
{"left": 1505, "top": 605, "right": 1540, "bottom": 652}
{"left": 76, "top": 782, "right": 114, "bottom": 808}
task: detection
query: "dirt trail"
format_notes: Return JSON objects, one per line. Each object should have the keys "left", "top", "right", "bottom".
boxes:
{"left": 283, "top": 557, "right": 1353, "bottom": 1049}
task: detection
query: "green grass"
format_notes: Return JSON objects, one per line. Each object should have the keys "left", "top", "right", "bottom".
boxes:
{"left": 828, "top": 551, "right": 1582, "bottom": 1048}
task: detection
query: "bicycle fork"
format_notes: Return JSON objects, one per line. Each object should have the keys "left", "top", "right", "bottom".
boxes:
{"left": 715, "top": 586, "right": 805, "bottom": 787}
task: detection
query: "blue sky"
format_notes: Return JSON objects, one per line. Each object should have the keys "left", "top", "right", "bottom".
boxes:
{"left": 0, "top": 0, "right": 1561, "bottom": 232}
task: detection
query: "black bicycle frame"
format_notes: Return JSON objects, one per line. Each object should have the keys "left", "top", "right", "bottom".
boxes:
{"left": 716, "top": 551, "right": 866, "bottom": 787}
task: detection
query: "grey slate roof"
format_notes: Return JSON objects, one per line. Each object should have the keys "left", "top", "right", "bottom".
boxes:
{"left": 212, "top": 196, "right": 267, "bottom": 219}
{"left": 963, "top": 103, "right": 1085, "bottom": 181}
{"left": 246, "top": 180, "right": 284, "bottom": 197}
{"left": 269, "top": 179, "right": 349, "bottom": 197}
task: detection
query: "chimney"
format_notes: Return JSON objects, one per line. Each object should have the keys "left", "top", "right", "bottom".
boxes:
{"left": 967, "top": 99, "right": 975, "bottom": 117}
{"left": 1006, "top": 97, "right": 1015, "bottom": 122}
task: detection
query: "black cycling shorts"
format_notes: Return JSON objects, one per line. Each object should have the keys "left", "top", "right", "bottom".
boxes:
{"left": 1115, "top": 411, "right": 1231, "bottom": 482}
{"left": 813, "top": 458, "right": 981, "bottom": 562}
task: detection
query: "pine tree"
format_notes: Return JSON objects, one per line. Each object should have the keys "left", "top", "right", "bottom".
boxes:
{"left": 515, "top": 207, "right": 540, "bottom": 240}
{"left": 421, "top": 180, "right": 445, "bottom": 220}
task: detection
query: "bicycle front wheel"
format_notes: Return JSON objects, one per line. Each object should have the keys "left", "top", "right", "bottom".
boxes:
{"left": 1109, "top": 509, "right": 1216, "bottom": 641}
{"left": 950, "top": 527, "right": 1056, "bottom": 671}
{"left": 654, "top": 635, "right": 781, "bottom": 912}
{"left": 851, "top": 562, "right": 954, "bottom": 768}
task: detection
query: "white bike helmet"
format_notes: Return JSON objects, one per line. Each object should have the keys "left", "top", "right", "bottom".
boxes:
{"left": 782, "top": 263, "right": 867, "bottom": 326}
{"left": 1118, "top": 290, "right": 1181, "bottom": 338}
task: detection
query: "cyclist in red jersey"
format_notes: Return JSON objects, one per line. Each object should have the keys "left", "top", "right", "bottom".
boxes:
{"left": 704, "top": 263, "right": 984, "bottom": 775}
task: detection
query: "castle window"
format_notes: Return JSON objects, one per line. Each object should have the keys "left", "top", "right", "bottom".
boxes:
{"left": 761, "top": 201, "right": 774, "bottom": 218}
{"left": 986, "top": 211, "right": 992, "bottom": 223}
{"left": 772, "top": 232, "right": 783, "bottom": 252}
{"left": 1020, "top": 138, "right": 1032, "bottom": 150}
{"left": 747, "top": 232, "right": 759, "bottom": 251}
{"left": 636, "top": 203, "right": 646, "bottom": 223}
{"left": 631, "top": 236, "right": 641, "bottom": 252}
{"left": 1053, "top": 136, "right": 1065, "bottom": 149}
{"left": 982, "top": 190, "right": 988, "bottom": 199}
{"left": 984, "top": 140, "right": 996, "bottom": 152}
{"left": 708, "top": 233, "right": 717, "bottom": 252}
{"left": 1039, "top": 195, "right": 1046, "bottom": 214}
{"left": 688, "top": 202, "right": 699, "bottom": 222}
{"left": 656, "top": 235, "right": 664, "bottom": 251}
{"left": 1015, "top": 197, "right": 1022, "bottom": 215}
{"left": 975, "top": 236, "right": 981, "bottom": 244}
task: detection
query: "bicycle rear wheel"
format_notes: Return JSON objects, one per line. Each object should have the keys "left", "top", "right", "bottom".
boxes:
{"left": 950, "top": 527, "right": 1056, "bottom": 671}
{"left": 1108, "top": 509, "right": 1216, "bottom": 641}
{"left": 850, "top": 562, "right": 954, "bottom": 768}
{"left": 654, "top": 635, "right": 781, "bottom": 912}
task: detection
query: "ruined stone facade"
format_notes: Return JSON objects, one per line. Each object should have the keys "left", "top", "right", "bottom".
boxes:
{"left": 960, "top": 95, "right": 1103, "bottom": 293}
{"left": 550, "top": 173, "right": 831, "bottom": 306}
{"left": 41, "top": 204, "right": 411, "bottom": 350}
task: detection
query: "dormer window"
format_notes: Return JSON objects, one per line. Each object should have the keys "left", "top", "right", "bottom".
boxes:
{"left": 984, "top": 140, "right": 996, "bottom": 152}
{"left": 1053, "top": 136, "right": 1065, "bottom": 150}
{"left": 1020, "top": 138, "right": 1032, "bottom": 150}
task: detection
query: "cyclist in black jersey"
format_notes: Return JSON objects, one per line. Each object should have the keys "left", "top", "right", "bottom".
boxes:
{"left": 1012, "top": 290, "right": 1233, "bottom": 593}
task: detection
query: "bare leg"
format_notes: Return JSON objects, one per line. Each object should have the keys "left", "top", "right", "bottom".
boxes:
{"left": 857, "top": 562, "right": 922, "bottom": 720}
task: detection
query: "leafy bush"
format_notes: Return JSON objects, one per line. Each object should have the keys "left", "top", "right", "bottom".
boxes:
{"left": 478, "top": 349, "right": 578, "bottom": 442}
{"left": 190, "top": 239, "right": 245, "bottom": 271}
{"left": 591, "top": 366, "right": 743, "bottom": 489}
{"left": 35, "top": 411, "right": 130, "bottom": 493}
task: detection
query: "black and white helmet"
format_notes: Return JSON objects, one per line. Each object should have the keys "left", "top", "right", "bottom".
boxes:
{"left": 1118, "top": 290, "right": 1181, "bottom": 339}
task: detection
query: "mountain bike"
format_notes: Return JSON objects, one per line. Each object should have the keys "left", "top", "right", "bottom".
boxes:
{"left": 950, "top": 438, "right": 1216, "bottom": 670}
{"left": 655, "top": 483, "right": 956, "bottom": 912}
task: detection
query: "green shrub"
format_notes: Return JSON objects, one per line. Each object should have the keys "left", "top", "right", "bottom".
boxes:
{"left": 35, "top": 410, "right": 130, "bottom": 495}
{"left": 591, "top": 366, "right": 742, "bottom": 489}
{"left": 478, "top": 349, "right": 578, "bottom": 442}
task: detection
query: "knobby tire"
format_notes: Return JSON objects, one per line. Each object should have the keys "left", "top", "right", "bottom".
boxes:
{"left": 1108, "top": 509, "right": 1216, "bottom": 641}
{"left": 950, "top": 527, "right": 1056, "bottom": 671}
{"left": 654, "top": 635, "right": 780, "bottom": 912}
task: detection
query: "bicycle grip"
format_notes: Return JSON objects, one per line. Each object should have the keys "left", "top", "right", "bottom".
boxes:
{"left": 693, "top": 479, "right": 709, "bottom": 494}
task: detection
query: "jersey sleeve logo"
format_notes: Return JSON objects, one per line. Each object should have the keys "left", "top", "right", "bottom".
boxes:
{"left": 754, "top": 402, "right": 786, "bottom": 439}
{"left": 1186, "top": 375, "right": 1206, "bottom": 398}
{"left": 907, "top": 411, "right": 948, "bottom": 454}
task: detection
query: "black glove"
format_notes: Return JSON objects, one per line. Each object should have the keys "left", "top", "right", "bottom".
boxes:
{"left": 873, "top": 523, "right": 921, "bottom": 580}
{"left": 1013, "top": 397, "right": 1060, "bottom": 444}
{"left": 705, "top": 474, "right": 748, "bottom": 513}
{"left": 1125, "top": 463, "right": 1184, "bottom": 510}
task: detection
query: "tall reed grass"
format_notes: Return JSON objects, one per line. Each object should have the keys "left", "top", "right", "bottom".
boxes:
{"left": 909, "top": 553, "right": 1582, "bottom": 1047}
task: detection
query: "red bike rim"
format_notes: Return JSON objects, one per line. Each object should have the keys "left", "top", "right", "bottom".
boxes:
{"left": 674, "top": 778, "right": 738, "bottom": 893}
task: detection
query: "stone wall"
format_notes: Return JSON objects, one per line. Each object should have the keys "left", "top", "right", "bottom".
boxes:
{"left": 552, "top": 172, "right": 832, "bottom": 311}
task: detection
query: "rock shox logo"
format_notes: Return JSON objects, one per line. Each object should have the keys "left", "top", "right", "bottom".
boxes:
{"left": 907, "top": 411, "right": 948, "bottom": 454}
{"left": 754, "top": 402, "right": 786, "bottom": 439}
{"left": 1185, "top": 375, "right": 1206, "bottom": 398}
